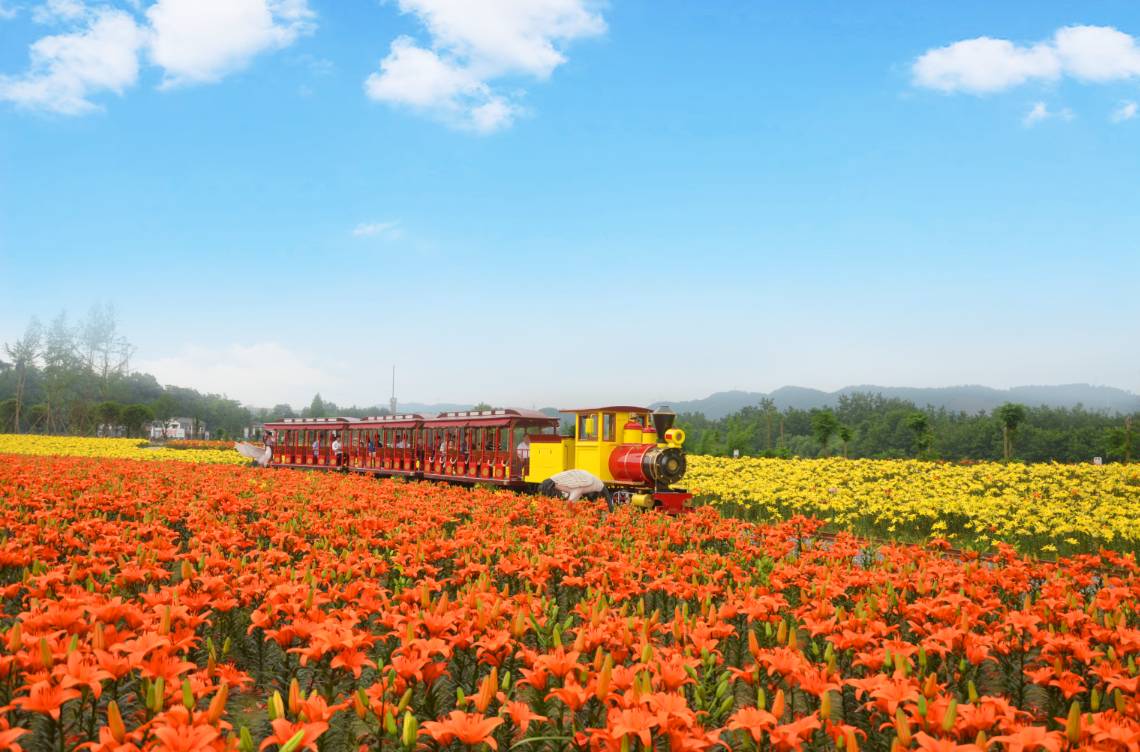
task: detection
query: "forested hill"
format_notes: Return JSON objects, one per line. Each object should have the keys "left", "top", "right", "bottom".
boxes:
{"left": 655, "top": 384, "right": 1140, "bottom": 420}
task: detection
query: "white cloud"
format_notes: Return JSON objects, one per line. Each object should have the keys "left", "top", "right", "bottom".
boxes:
{"left": 1053, "top": 25, "right": 1140, "bottom": 82}
{"left": 913, "top": 37, "right": 1060, "bottom": 93}
{"left": 365, "top": 0, "right": 605, "bottom": 132}
{"left": 1022, "top": 101, "right": 1073, "bottom": 126}
{"left": 0, "top": 2, "right": 19, "bottom": 20}
{"left": 0, "top": 8, "right": 145, "bottom": 114}
{"left": 352, "top": 220, "right": 400, "bottom": 238}
{"left": 1, "top": 0, "right": 315, "bottom": 113}
{"left": 147, "top": 0, "right": 316, "bottom": 87}
{"left": 31, "top": 0, "right": 88, "bottom": 24}
{"left": 1111, "top": 100, "right": 1138, "bottom": 122}
{"left": 136, "top": 342, "right": 333, "bottom": 407}
{"left": 913, "top": 24, "right": 1140, "bottom": 94}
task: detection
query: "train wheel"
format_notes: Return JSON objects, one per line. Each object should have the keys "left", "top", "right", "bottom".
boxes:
{"left": 610, "top": 490, "right": 632, "bottom": 508}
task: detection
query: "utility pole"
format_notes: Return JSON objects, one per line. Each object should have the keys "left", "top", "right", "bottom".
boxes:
{"left": 389, "top": 365, "right": 397, "bottom": 416}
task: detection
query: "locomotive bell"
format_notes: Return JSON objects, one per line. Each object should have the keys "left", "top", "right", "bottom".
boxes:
{"left": 651, "top": 407, "right": 676, "bottom": 442}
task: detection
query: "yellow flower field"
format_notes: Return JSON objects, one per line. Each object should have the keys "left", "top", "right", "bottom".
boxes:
{"left": 687, "top": 455, "right": 1140, "bottom": 555}
{"left": 0, "top": 434, "right": 248, "bottom": 465}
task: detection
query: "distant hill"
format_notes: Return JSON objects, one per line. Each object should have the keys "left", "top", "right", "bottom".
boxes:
{"left": 653, "top": 384, "right": 1140, "bottom": 420}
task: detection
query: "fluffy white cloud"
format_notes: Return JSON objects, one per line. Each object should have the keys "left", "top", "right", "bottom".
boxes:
{"left": 31, "top": 0, "right": 87, "bottom": 24}
{"left": 1, "top": 0, "right": 315, "bottom": 113}
{"left": 1022, "top": 101, "right": 1073, "bottom": 126}
{"left": 136, "top": 342, "right": 334, "bottom": 407}
{"left": 913, "top": 37, "right": 1060, "bottom": 93}
{"left": 352, "top": 220, "right": 400, "bottom": 238}
{"left": 1053, "top": 25, "right": 1140, "bottom": 82}
{"left": 146, "top": 0, "right": 315, "bottom": 87}
{"left": 1112, "top": 100, "right": 1138, "bottom": 122}
{"left": 913, "top": 24, "right": 1140, "bottom": 94}
{"left": 0, "top": 7, "right": 145, "bottom": 114}
{"left": 365, "top": 0, "right": 605, "bottom": 132}
{"left": 0, "top": 2, "right": 19, "bottom": 20}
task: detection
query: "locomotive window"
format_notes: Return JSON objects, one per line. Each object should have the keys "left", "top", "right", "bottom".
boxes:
{"left": 602, "top": 413, "right": 615, "bottom": 442}
{"left": 578, "top": 414, "right": 598, "bottom": 441}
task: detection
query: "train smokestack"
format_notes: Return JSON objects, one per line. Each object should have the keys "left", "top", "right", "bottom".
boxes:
{"left": 651, "top": 407, "right": 676, "bottom": 441}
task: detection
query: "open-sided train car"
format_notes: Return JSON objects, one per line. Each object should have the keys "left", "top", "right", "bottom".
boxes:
{"left": 261, "top": 405, "right": 691, "bottom": 512}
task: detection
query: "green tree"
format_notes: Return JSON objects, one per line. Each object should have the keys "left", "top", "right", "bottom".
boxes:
{"left": 837, "top": 425, "right": 853, "bottom": 458}
{"left": 121, "top": 403, "right": 155, "bottom": 438}
{"left": 95, "top": 401, "right": 123, "bottom": 434}
{"left": 308, "top": 393, "right": 327, "bottom": 418}
{"left": 472, "top": 402, "right": 492, "bottom": 412}
{"left": 810, "top": 409, "right": 840, "bottom": 456}
{"left": 996, "top": 402, "right": 1028, "bottom": 460}
{"left": 1106, "top": 415, "right": 1134, "bottom": 463}
{"left": 904, "top": 411, "right": 933, "bottom": 457}
{"left": 3, "top": 318, "right": 42, "bottom": 433}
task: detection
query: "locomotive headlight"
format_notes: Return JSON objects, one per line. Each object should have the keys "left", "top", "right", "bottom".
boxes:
{"left": 665, "top": 428, "right": 685, "bottom": 448}
{"left": 646, "top": 446, "right": 686, "bottom": 486}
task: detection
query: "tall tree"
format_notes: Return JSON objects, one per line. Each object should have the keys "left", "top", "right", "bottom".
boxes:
{"left": 810, "top": 409, "right": 840, "bottom": 457}
{"left": 996, "top": 402, "right": 1028, "bottom": 460}
{"left": 904, "top": 411, "right": 932, "bottom": 457}
{"left": 3, "top": 318, "right": 42, "bottom": 433}
{"left": 837, "top": 425, "right": 853, "bottom": 458}
{"left": 121, "top": 404, "right": 155, "bottom": 438}
{"left": 41, "top": 313, "right": 81, "bottom": 433}
{"left": 80, "top": 303, "right": 133, "bottom": 396}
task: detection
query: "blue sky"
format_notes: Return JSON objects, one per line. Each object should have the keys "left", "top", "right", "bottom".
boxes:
{"left": 1, "top": 1, "right": 1138, "bottom": 408}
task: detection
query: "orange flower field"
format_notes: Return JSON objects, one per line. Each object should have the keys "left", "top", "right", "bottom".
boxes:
{"left": 1, "top": 453, "right": 1139, "bottom": 751}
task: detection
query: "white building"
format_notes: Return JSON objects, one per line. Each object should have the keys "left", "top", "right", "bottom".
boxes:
{"left": 147, "top": 417, "right": 208, "bottom": 440}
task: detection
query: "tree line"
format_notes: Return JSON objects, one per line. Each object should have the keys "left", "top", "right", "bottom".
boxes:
{"left": 678, "top": 392, "right": 1136, "bottom": 463}
{"left": 1, "top": 307, "right": 256, "bottom": 439}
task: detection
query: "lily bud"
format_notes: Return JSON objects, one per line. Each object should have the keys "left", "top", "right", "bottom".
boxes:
{"left": 967, "top": 679, "right": 978, "bottom": 704}
{"left": 268, "top": 691, "right": 284, "bottom": 721}
{"left": 207, "top": 683, "right": 229, "bottom": 723}
{"left": 278, "top": 730, "right": 306, "bottom": 752}
{"left": 1066, "top": 700, "right": 1081, "bottom": 743}
{"left": 239, "top": 726, "right": 254, "bottom": 752}
{"left": 396, "top": 688, "right": 413, "bottom": 714}
{"left": 595, "top": 655, "right": 613, "bottom": 702}
{"left": 182, "top": 678, "right": 195, "bottom": 710}
{"left": 401, "top": 711, "right": 418, "bottom": 748}
{"left": 771, "top": 689, "right": 785, "bottom": 719}
{"left": 895, "top": 708, "right": 912, "bottom": 745}
{"left": 107, "top": 700, "right": 126, "bottom": 742}
{"left": 941, "top": 699, "right": 958, "bottom": 732}
{"left": 288, "top": 678, "right": 301, "bottom": 715}
{"left": 154, "top": 677, "right": 166, "bottom": 712}
{"left": 384, "top": 710, "right": 397, "bottom": 736}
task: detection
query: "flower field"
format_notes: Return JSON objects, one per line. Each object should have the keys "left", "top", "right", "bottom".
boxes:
{"left": 687, "top": 457, "right": 1140, "bottom": 557}
{"left": 2, "top": 452, "right": 1140, "bottom": 751}
{"left": 0, "top": 435, "right": 248, "bottom": 465}
{"left": 165, "top": 441, "right": 250, "bottom": 452}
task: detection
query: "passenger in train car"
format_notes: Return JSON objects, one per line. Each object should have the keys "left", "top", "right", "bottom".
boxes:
{"left": 367, "top": 435, "right": 375, "bottom": 463}
{"left": 311, "top": 436, "right": 319, "bottom": 464}
{"left": 332, "top": 433, "right": 343, "bottom": 467}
